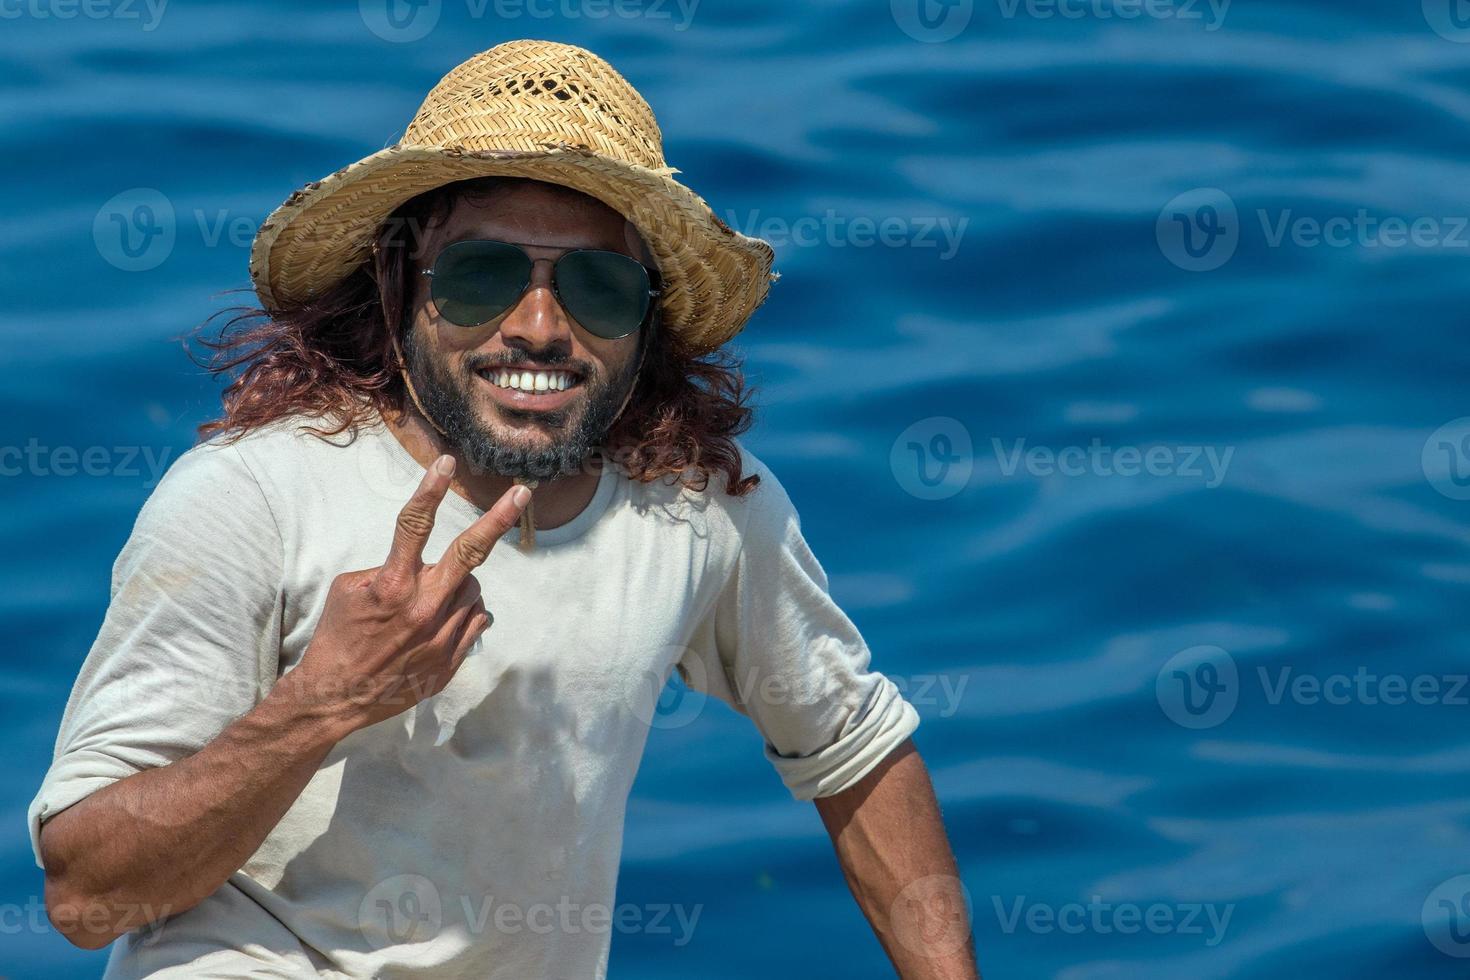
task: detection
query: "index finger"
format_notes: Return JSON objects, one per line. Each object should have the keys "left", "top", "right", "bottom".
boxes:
{"left": 383, "top": 454, "right": 457, "bottom": 577}
{"left": 427, "top": 483, "right": 532, "bottom": 595}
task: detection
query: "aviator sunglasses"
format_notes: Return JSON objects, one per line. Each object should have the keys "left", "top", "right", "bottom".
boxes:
{"left": 422, "top": 239, "right": 661, "bottom": 340}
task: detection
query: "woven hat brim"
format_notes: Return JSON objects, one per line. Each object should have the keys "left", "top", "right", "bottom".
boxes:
{"left": 249, "top": 144, "right": 776, "bottom": 350}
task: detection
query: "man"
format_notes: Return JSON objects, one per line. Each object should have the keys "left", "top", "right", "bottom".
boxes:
{"left": 31, "top": 40, "right": 976, "bottom": 978}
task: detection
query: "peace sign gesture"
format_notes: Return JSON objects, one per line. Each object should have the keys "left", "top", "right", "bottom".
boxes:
{"left": 287, "top": 455, "right": 530, "bottom": 733}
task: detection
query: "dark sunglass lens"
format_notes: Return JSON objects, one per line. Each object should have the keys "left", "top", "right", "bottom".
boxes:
{"left": 555, "top": 250, "right": 653, "bottom": 340}
{"left": 429, "top": 241, "right": 532, "bottom": 327}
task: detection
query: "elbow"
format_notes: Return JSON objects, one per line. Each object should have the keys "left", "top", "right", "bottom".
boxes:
{"left": 43, "top": 876, "right": 124, "bottom": 950}
{"left": 40, "top": 820, "right": 125, "bottom": 950}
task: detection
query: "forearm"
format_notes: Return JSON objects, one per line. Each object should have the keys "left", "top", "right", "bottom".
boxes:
{"left": 815, "top": 740, "right": 978, "bottom": 979}
{"left": 40, "top": 681, "right": 349, "bottom": 949}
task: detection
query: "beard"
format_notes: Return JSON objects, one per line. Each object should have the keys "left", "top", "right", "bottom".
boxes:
{"left": 401, "top": 328, "right": 640, "bottom": 480}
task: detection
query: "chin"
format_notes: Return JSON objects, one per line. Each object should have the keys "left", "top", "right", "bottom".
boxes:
{"left": 477, "top": 394, "right": 579, "bottom": 437}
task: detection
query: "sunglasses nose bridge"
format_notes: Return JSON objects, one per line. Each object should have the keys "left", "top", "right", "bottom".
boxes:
{"left": 527, "top": 253, "right": 558, "bottom": 287}
{"left": 500, "top": 275, "right": 574, "bottom": 349}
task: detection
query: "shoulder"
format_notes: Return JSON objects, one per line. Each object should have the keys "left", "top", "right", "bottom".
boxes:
{"left": 206, "top": 412, "right": 403, "bottom": 504}
{"left": 622, "top": 439, "right": 800, "bottom": 546}
{"left": 716, "top": 441, "right": 799, "bottom": 534}
{"left": 144, "top": 413, "right": 380, "bottom": 529}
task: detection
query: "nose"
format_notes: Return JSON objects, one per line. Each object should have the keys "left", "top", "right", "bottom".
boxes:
{"left": 496, "top": 256, "right": 572, "bottom": 354}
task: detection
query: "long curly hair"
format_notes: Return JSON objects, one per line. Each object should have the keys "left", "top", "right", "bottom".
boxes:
{"left": 193, "top": 177, "right": 759, "bottom": 496}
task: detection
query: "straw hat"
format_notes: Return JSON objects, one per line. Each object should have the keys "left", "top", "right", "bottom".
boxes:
{"left": 249, "top": 40, "right": 776, "bottom": 350}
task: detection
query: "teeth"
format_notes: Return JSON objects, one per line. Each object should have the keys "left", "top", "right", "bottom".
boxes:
{"left": 486, "top": 369, "right": 576, "bottom": 392}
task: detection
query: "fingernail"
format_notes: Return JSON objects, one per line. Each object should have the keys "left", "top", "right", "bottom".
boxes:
{"left": 511, "top": 485, "right": 532, "bottom": 507}
{"left": 435, "top": 455, "right": 455, "bottom": 476}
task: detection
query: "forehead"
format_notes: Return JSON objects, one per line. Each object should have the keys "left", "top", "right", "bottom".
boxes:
{"left": 425, "top": 180, "right": 642, "bottom": 256}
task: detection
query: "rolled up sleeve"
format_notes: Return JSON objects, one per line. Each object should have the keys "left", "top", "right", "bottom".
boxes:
{"left": 679, "top": 459, "right": 919, "bottom": 800}
{"left": 28, "top": 441, "right": 284, "bottom": 867}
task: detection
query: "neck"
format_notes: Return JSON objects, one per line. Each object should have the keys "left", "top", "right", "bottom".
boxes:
{"left": 384, "top": 399, "right": 604, "bottom": 531}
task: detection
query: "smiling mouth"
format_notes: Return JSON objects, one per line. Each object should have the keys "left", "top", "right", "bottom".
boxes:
{"left": 476, "top": 367, "right": 583, "bottom": 393}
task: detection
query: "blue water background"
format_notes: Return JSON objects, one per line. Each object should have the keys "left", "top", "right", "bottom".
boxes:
{"left": 4, "top": 1, "right": 1469, "bottom": 976}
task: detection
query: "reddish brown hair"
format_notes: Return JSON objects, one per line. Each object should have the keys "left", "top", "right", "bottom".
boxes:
{"left": 193, "top": 178, "right": 758, "bottom": 496}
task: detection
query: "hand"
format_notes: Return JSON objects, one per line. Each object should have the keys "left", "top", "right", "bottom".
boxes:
{"left": 285, "top": 455, "right": 530, "bottom": 734}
